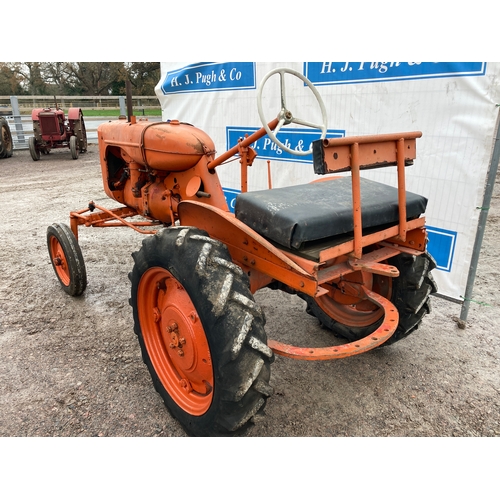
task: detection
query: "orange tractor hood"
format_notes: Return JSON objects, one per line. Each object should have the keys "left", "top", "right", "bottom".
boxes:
{"left": 97, "top": 119, "right": 216, "bottom": 171}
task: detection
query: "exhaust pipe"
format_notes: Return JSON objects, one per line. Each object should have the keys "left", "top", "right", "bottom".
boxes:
{"left": 126, "top": 80, "right": 136, "bottom": 124}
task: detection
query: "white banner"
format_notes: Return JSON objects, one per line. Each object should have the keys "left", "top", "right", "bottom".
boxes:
{"left": 155, "top": 62, "right": 500, "bottom": 301}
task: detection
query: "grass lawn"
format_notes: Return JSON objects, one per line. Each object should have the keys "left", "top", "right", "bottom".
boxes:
{"left": 19, "top": 108, "right": 162, "bottom": 117}
{"left": 79, "top": 109, "right": 162, "bottom": 117}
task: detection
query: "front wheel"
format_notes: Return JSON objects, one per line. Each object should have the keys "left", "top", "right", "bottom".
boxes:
{"left": 130, "top": 226, "right": 274, "bottom": 436}
{"left": 29, "top": 136, "right": 40, "bottom": 161}
{"left": 70, "top": 135, "right": 79, "bottom": 159}
{"left": 303, "top": 251, "right": 437, "bottom": 345}
{"left": 47, "top": 223, "right": 87, "bottom": 296}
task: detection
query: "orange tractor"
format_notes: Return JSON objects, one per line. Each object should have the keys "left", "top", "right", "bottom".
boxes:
{"left": 47, "top": 69, "right": 436, "bottom": 436}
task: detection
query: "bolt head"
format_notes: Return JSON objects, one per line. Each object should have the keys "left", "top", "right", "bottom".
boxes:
{"left": 153, "top": 307, "right": 161, "bottom": 323}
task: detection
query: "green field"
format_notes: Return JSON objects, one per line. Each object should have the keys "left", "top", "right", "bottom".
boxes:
{"left": 80, "top": 108, "right": 162, "bottom": 117}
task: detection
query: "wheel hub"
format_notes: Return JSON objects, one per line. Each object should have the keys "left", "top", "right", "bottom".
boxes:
{"left": 318, "top": 269, "right": 392, "bottom": 327}
{"left": 138, "top": 267, "right": 214, "bottom": 415}
{"left": 49, "top": 237, "right": 70, "bottom": 285}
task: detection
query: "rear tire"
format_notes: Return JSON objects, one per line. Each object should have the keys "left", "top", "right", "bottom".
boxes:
{"left": 0, "top": 117, "right": 13, "bottom": 158}
{"left": 29, "top": 136, "right": 40, "bottom": 161}
{"left": 75, "top": 114, "right": 87, "bottom": 153}
{"left": 47, "top": 223, "right": 87, "bottom": 296}
{"left": 130, "top": 226, "right": 274, "bottom": 436}
{"left": 303, "top": 251, "right": 437, "bottom": 345}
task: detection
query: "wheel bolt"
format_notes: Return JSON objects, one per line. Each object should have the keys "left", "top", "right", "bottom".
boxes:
{"left": 179, "top": 379, "right": 192, "bottom": 393}
{"left": 167, "top": 322, "right": 178, "bottom": 333}
{"left": 153, "top": 307, "right": 161, "bottom": 323}
{"left": 177, "top": 349, "right": 184, "bottom": 357}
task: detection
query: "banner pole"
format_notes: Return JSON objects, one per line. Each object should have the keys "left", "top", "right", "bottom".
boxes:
{"left": 460, "top": 106, "right": 500, "bottom": 323}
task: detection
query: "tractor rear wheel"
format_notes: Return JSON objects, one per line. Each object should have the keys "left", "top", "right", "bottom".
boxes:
{"left": 47, "top": 223, "right": 87, "bottom": 296}
{"left": 130, "top": 226, "right": 274, "bottom": 436}
{"left": 75, "top": 114, "right": 87, "bottom": 153}
{"left": 29, "top": 136, "right": 40, "bottom": 161}
{"left": 70, "top": 136, "right": 79, "bottom": 159}
{"left": 0, "top": 117, "right": 13, "bottom": 159}
{"left": 303, "top": 251, "right": 437, "bottom": 345}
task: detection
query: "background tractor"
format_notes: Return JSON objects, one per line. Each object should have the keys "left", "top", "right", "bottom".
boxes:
{"left": 47, "top": 70, "right": 436, "bottom": 436}
{"left": 29, "top": 104, "right": 87, "bottom": 161}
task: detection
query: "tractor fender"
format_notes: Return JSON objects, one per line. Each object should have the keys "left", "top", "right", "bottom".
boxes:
{"left": 178, "top": 200, "right": 321, "bottom": 297}
{"left": 31, "top": 109, "right": 43, "bottom": 120}
{"left": 67, "top": 108, "right": 83, "bottom": 121}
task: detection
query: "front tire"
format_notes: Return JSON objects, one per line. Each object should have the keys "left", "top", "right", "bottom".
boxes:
{"left": 70, "top": 135, "right": 79, "bottom": 159}
{"left": 130, "top": 226, "right": 274, "bottom": 436}
{"left": 303, "top": 251, "right": 437, "bottom": 345}
{"left": 29, "top": 136, "right": 40, "bottom": 161}
{"left": 47, "top": 223, "right": 87, "bottom": 296}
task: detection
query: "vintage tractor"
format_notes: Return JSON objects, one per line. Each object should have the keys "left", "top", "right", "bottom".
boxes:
{"left": 29, "top": 104, "right": 87, "bottom": 161}
{"left": 47, "top": 69, "right": 436, "bottom": 436}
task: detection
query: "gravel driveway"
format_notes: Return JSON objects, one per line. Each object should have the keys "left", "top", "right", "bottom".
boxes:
{"left": 1, "top": 146, "right": 498, "bottom": 439}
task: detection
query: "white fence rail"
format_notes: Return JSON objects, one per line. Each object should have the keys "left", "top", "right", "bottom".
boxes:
{"left": 0, "top": 95, "right": 159, "bottom": 111}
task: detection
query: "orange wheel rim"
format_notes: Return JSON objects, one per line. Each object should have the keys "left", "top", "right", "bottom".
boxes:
{"left": 138, "top": 267, "right": 214, "bottom": 416}
{"left": 317, "top": 270, "right": 393, "bottom": 328}
{"left": 49, "top": 235, "right": 71, "bottom": 286}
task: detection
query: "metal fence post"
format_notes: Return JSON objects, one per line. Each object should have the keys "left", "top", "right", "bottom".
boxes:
{"left": 119, "top": 96, "right": 126, "bottom": 117}
{"left": 460, "top": 107, "right": 500, "bottom": 323}
{"left": 10, "top": 96, "right": 27, "bottom": 148}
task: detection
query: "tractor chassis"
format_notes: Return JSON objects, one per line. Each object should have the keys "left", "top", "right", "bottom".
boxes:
{"left": 67, "top": 130, "right": 427, "bottom": 362}
{"left": 69, "top": 203, "right": 163, "bottom": 237}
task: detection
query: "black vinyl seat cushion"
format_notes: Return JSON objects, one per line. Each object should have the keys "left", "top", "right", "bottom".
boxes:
{"left": 235, "top": 177, "right": 427, "bottom": 250}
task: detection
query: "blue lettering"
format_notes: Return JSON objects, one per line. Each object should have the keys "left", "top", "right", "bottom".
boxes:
{"left": 304, "top": 62, "right": 486, "bottom": 86}
{"left": 230, "top": 68, "right": 241, "bottom": 81}
{"left": 226, "top": 126, "right": 345, "bottom": 165}
{"left": 161, "top": 62, "right": 256, "bottom": 95}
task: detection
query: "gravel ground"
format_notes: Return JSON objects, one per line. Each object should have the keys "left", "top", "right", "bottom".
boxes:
{"left": 0, "top": 145, "right": 498, "bottom": 493}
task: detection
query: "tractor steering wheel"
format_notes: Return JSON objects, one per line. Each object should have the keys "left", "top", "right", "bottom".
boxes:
{"left": 257, "top": 68, "right": 328, "bottom": 156}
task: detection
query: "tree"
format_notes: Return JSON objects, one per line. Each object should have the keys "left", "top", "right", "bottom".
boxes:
{"left": 126, "top": 62, "right": 161, "bottom": 95}
{"left": 42, "top": 62, "right": 77, "bottom": 95}
{"left": 64, "top": 62, "right": 127, "bottom": 95}
{"left": 0, "top": 62, "right": 161, "bottom": 96}
{"left": 0, "top": 63, "right": 25, "bottom": 95}
{"left": 5, "top": 62, "right": 47, "bottom": 95}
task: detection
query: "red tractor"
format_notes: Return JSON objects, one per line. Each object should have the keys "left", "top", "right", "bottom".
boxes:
{"left": 29, "top": 105, "right": 87, "bottom": 160}
{"left": 47, "top": 69, "right": 436, "bottom": 436}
